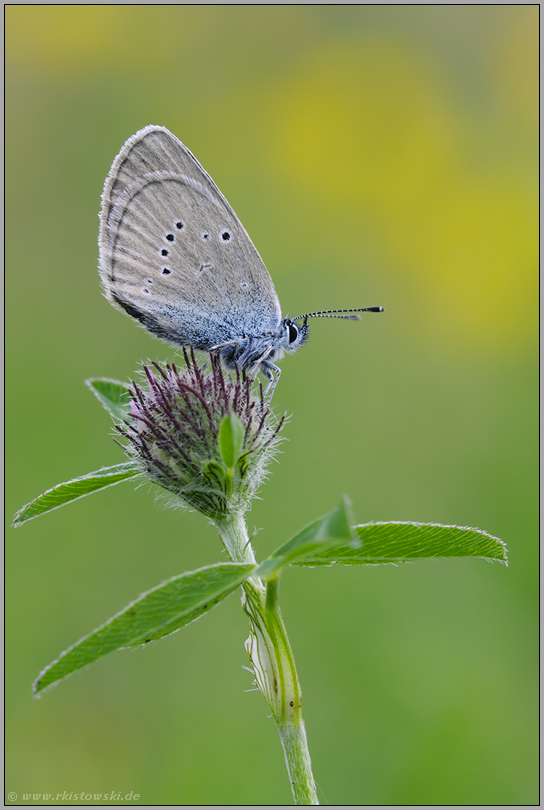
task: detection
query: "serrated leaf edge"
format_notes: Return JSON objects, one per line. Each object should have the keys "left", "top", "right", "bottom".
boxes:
{"left": 355, "top": 521, "right": 508, "bottom": 563}
{"left": 33, "top": 561, "right": 255, "bottom": 696}
{"left": 12, "top": 463, "right": 140, "bottom": 527}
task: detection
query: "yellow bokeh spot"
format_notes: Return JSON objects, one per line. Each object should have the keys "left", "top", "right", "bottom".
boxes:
{"left": 267, "top": 38, "right": 537, "bottom": 353}
{"left": 7, "top": 6, "right": 120, "bottom": 70}
{"left": 491, "top": 5, "right": 539, "bottom": 127}
{"left": 6, "top": 6, "right": 196, "bottom": 72}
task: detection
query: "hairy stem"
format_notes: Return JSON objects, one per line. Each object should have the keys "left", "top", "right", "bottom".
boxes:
{"left": 215, "top": 511, "right": 257, "bottom": 565}
{"left": 215, "top": 513, "right": 319, "bottom": 806}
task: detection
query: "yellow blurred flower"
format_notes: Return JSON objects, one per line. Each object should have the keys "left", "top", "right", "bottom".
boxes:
{"left": 267, "top": 38, "right": 537, "bottom": 352}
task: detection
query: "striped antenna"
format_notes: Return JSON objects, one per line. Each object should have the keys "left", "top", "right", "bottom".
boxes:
{"left": 292, "top": 307, "right": 384, "bottom": 321}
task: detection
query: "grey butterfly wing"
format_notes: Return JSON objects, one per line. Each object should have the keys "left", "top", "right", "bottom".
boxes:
{"left": 99, "top": 126, "right": 281, "bottom": 348}
{"left": 100, "top": 126, "right": 239, "bottom": 243}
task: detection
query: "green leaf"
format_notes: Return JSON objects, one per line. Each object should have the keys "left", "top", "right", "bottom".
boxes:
{"left": 256, "top": 496, "right": 359, "bottom": 579}
{"left": 12, "top": 463, "right": 140, "bottom": 527}
{"left": 34, "top": 562, "right": 255, "bottom": 695}
{"left": 85, "top": 378, "right": 131, "bottom": 421}
{"left": 218, "top": 413, "right": 245, "bottom": 471}
{"left": 293, "top": 522, "right": 508, "bottom": 566}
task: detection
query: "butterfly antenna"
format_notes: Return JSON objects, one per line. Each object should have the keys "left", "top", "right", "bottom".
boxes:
{"left": 292, "top": 307, "right": 384, "bottom": 322}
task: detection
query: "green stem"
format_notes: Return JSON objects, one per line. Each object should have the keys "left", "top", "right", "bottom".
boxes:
{"left": 215, "top": 513, "right": 319, "bottom": 806}
{"left": 277, "top": 720, "right": 319, "bottom": 806}
{"left": 215, "top": 511, "right": 257, "bottom": 565}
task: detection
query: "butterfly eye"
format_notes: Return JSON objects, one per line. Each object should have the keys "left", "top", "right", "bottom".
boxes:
{"left": 288, "top": 323, "right": 299, "bottom": 344}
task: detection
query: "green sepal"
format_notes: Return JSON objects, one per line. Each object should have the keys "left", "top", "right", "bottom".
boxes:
{"left": 12, "top": 463, "right": 140, "bottom": 527}
{"left": 218, "top": 413, "right": 245, "bottom": 471}
{"left": 256, "top": 496, "right": 358, "bottom": 579}
{"left": 34, "top": 562, "right": 256, "bottom": 695}
{"left": 85, "top": 378, "right": 131, "bottom": 421}
{"left": 203, "top": 460, "right": 229, "bottom": 491}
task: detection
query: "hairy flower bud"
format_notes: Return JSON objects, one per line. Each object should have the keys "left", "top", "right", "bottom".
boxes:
{"left": 116, "top": 350, "right": 285, "bottom": 520}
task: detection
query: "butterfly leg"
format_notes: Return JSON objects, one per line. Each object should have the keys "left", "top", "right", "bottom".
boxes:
{"left": 260, "top": 360, "right": 281, "bottom": 400}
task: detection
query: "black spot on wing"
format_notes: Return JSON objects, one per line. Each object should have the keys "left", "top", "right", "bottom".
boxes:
{"left": 112, "top": 294, "right": 145, "bottom": 322}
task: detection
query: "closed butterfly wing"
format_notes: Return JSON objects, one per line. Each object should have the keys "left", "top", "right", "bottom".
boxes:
{"left": 98, "top": 126, "right": 281, "bottom": 349}
{"left": 100, "top": 126, "right": 238, "bottom": 242}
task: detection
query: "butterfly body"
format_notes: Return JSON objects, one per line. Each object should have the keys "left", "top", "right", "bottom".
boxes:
{"left": 99, "top": 126, "right": 380, "bottom": 392}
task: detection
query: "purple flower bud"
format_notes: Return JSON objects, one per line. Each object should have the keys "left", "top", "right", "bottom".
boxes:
{"left": 116, "top": 350, "right": 285, "bottom": 520}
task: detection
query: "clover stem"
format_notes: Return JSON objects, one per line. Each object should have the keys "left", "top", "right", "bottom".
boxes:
{"left": 215, "top": 511, "right": 257, "bottom": 565}
{"left": 216, "top": 513, "right": 319, "bottom": 805}
{"left": 277, "top": 719, "right": 319, "bottom": 806}
{"left": 265, "top": 576, "right": 319, "bottom": 806}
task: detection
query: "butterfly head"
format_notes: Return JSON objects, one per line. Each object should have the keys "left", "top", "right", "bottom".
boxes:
{"left": 280, "top": 316, "right": 310, "bottom": 355}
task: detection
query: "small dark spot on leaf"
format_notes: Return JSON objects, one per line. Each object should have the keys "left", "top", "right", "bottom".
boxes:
{"left": 289, "top": 700, "right": 294, "bottom": 707}
{"left": 144, "top": 639, "right": 152, "bottom": 644}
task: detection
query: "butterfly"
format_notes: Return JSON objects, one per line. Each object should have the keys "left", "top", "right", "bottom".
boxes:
{"left": 99, "top": 126, "right": 383, "bottom": 393}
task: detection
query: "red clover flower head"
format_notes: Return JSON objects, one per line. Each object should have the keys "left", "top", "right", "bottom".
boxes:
{"left": 116, "top": 349, "right": 285, "bottom": 520}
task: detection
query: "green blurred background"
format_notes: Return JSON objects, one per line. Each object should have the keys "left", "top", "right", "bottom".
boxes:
{"left": 6, "top": 6, "right": 538, "bottom": 805}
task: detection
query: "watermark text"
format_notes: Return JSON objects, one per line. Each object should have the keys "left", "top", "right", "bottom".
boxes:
{"left": 7, "top": 791, "right": 140, "bottom": 802}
